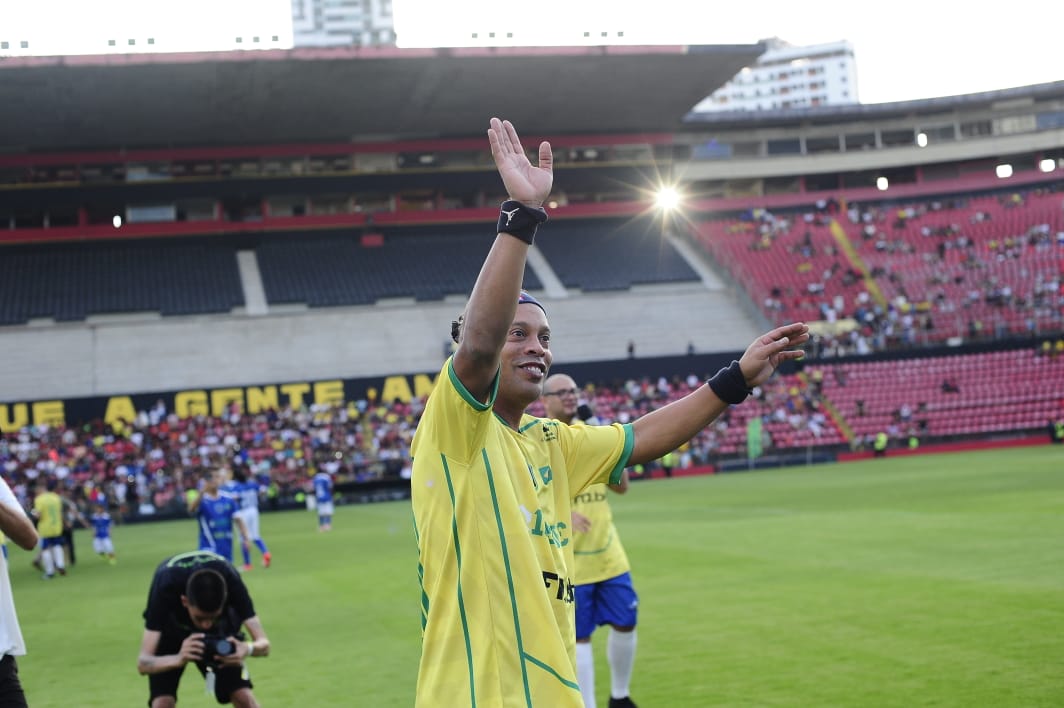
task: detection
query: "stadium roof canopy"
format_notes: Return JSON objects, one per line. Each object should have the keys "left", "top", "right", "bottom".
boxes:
{"left": 685, "top": 80, "right": 1064, "bottom": 128}
{"left": 0, "top": 44, "right": 763, "bottom": 152}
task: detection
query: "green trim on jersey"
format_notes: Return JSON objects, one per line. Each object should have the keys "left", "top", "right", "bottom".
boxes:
{"left": 448, "top": 355, "right": 499, "bottom": 409}
{"left": 443, "top": 454, "right": 478, "bottom": 705}
{"left": 518, "top": 419, "right": 542, "bottom": 434}
{"left": 523, "top": 654, "right": 582, "bottom": 691}
{"left": 608, "top": 424, "right": 636, "bottom": 485}
{"left": 482, "top": 448, "right": 533, "bottom": 707}
{"left": 413, "top": 518, "right": 429, "bottom": 631}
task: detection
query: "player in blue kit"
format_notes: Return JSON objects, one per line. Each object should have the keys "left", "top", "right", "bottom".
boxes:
{"left": 311, "top": 470, "right": 333, "bottom": 532}
{"left": 90, "top": 502, "right": 117, "bottom": 564}
{"left": 188, "top": 470, "right": 247, "bottom": 564}
{"left": 222, "top": 469, "right": 271, "bottom": 571}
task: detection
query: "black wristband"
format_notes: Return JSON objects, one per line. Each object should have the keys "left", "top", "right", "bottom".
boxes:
{"left": 707, "top": 360, "right": 753, "bottom": 405}
{"left": 497, "top": 200, "right": 548, "bottom": 245}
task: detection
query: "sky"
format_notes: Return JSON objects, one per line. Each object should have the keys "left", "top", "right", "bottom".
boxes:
{"left": 0, "top": 0, "right": 1060, "bottom": 105}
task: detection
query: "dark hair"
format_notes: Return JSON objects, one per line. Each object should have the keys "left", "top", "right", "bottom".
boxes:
{"left": 450, "top": 314, "right": 464, "bottom": 344}
{"left": 186, "top": 569, "right": 228, "bottom": 613}
{"left": 232, "top": 467, "right": 248, "bottom": 484}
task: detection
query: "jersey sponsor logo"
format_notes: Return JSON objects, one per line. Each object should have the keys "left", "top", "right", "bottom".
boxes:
{"left": 542, "top": 570, "right": 575, "bottom": 604}
{"left": 573, "top": 489, "right": 608, "bottom": 505}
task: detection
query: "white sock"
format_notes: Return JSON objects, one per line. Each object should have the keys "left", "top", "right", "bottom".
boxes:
{"left": 576, "top": 641, "right": 596, "bottom": 708}
{"left": 607, "top": 628, "right": 637, "bottom": 699}
{"left": 52, "top": 546, "right": 66, "bottom": 571}
{"left": 42, "top": 549, "right": 55, "bottom": 575}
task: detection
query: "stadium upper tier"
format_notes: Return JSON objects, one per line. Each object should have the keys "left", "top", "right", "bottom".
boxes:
{"left": 0, "top": 237, "right": 244, "bottom": 325}
{"left": 693, "top": 185, "right": 1064, "bottom": 347}
{"left": 0, "top": 215, "right": 716, "bottom": 324}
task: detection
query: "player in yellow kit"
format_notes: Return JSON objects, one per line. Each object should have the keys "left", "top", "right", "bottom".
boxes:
{"left": 32, "top": 479, "right": 66, "bottom": 579}
{"left": 411, "top": 117, "right": 810, "bottom": 707}
{"left": 543, "top": 374, "right": 638, "bottom": 708}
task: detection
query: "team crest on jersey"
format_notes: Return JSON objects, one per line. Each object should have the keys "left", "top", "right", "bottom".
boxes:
{"left": 541, "top": 422, "right": 558, "bottom": 443}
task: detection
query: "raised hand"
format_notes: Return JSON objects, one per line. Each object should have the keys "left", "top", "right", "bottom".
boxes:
{"left": 738, "top": 322, "right": 810, "bottom": 388}
{"left": 487, "top": 117, "right": 553, "bottom": 208}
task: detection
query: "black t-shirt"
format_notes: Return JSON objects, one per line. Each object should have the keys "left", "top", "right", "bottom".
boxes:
{"left": 143, "top": 551, "right": 255, "bottom": 635}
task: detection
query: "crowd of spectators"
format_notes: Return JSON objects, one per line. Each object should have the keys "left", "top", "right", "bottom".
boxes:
{"left": 720, "top": 187, "right": 1064, "bottom": 359}
{"left": 0, "top": 394, "right": 420, "bottom": 523}
{"left": 2, "top": 368, "right": 842, "bottom": 522}
{"left": 5, "top": 338, "right": 1062, "bottom": 524}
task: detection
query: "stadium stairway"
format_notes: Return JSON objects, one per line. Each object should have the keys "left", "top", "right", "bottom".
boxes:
{"left": 828, "top": 219, "right": 887, "bottom": 308}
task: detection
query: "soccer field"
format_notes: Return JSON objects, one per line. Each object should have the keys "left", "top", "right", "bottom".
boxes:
{"left": 13, "top": 445, "right": 1063, "bottom": 707}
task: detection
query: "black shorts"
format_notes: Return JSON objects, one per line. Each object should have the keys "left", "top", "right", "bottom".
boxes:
{"left": 0, "top": 655, "right": 28, "bottom": 708}
{"left": 148, "top": 633, "right": 253, "bottom": 706}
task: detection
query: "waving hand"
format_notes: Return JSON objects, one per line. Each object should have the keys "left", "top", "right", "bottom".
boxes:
{"left": 487, "top": 117, "right": 553, "bottom": 208}
{"left": 739, "top": 322, "right": 811, "bottom": 388}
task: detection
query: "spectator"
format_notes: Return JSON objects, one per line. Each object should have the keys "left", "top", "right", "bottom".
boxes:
{"left": 543, "top": 374, "right": 640, "bottom": 708}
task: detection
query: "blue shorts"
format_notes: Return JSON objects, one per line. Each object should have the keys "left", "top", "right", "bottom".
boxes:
{"left": 575, "top": 571, "right": 638, "bottom": 640}
{"left": 41, "top": 536, "right": 64, "bottom": 550}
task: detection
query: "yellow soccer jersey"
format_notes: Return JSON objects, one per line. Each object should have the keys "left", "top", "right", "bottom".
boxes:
{"left": 33, "top": 491, "right": 63, "bottom": 538}
{"left": 412, "top": 358, "right": 634, "bottom": 708}
{"left": 571, "top": 483, "right": 630, "bottom": 586}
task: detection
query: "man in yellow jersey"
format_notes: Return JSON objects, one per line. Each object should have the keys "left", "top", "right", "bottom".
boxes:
{"left": 31, "top": 479, "right": 66, "bottom": 579}
{"left": 543, "top": 374, "right": 638, "bottom": 708}
{"left": 411, "top": 117, "right": 809, "bottom": 707}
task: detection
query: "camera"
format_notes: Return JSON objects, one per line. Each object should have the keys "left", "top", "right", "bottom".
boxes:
{"left": 201, "top": 634, "right": 237, "bottom": 660}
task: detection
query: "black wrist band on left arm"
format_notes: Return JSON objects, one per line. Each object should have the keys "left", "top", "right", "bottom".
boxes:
{"left": 707, "top": 360, "right": 753, "bottom": 405}
{"left": 497, "top": 200, "right": 548, "bottom": 245}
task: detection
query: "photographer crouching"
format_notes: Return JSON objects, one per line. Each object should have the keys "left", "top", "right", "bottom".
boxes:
{"left": 137, "top": 550, "right": 270, "bottom": 707}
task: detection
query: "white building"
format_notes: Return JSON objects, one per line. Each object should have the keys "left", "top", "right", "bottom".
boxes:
{"left": 292, "top": 0, "right": 396, "bottom": 47}
{"left": 695, "top": 37, "right": 859, "bottom": 112}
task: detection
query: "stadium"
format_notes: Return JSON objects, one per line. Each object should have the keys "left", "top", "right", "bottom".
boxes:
{"left": 0, "top": 29, "right": 1061, "bottom": 708}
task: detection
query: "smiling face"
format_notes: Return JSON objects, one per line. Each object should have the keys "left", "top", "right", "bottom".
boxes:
{"left": 495, "top": 302, "right": 554, "bottom": 418}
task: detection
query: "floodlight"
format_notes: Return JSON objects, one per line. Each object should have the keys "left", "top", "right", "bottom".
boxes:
{"left": 112, "top": 215, "right": 123, "bottom": 228}
{"left": 916, "top": 132, "right": 928, "bottom": 148}
{"left": 1039, "top": 158, "right": 1056, "bottom": 173}
{"left": 995, "top": 164, "right": 1013, "bottom": 179}
{"left": 876, "top": 177, "right": 888, "bottom": 191}
{"left": 655, "top": 186, "right": 681, "bottom": 210}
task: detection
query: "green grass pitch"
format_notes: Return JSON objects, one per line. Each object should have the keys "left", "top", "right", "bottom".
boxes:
{"left": 12, "top": 445, "right": 1063, "bottom": 706}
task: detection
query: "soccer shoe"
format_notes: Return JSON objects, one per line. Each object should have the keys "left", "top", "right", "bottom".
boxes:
{"left": 262, "top": 552, "right": 272, "bottom": 569}
{"left": 242, "top": 564, "right": 253, "bottom": 572}
{"left": 57, "top": 567, "right": 67, "bottom": 576}
{"left": 608, "top": 697, "right": 638, "bottom": 708}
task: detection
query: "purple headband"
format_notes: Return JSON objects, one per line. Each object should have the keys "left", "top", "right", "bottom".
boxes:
{"left": 518, "top": 290, "right": 546, "bottom": 314}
